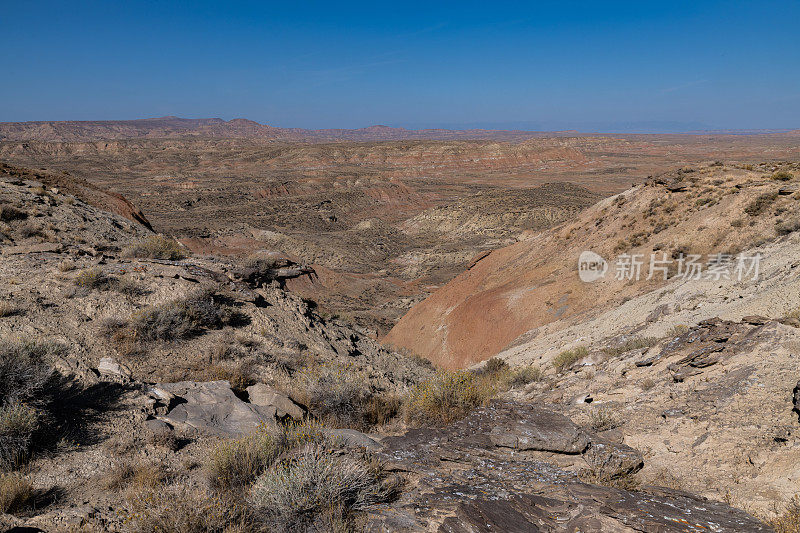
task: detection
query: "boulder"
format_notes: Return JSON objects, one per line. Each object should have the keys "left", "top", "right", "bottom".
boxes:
{"left": 144, "top": 418, "right": 173, "bottom": 435}
{"left": 158, "top": 380, "right": 277, "bottom": 436}
{"left": 583, "top": 439, "right": 643, "bottom": 479}
{"left": 96, "top": 357, "right": 131, "bottom": 380}
{"left": 327, "top": 428, "right": 382, "bottom": 450}
{"left": 246, "top": 383, "right": 305, "bottom": 420}
{"left": 489, "top": 408, "right": 590, "bottom": 453}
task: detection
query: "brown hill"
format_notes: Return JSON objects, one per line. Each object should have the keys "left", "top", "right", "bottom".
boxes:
{"left": 0, "top": 116, "right": 598, "bottom": 143}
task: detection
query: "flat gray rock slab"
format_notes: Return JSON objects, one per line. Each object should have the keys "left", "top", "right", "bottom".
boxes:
{"left": 490, "top": 408, "right": 590, "bottom": 453}
{"left": 158, "top": 380, "right": 277, "bottom": 437}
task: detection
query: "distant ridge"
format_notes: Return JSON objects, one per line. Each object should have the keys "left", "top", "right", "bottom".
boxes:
{"left": 0, "top": 116, "right": 797, "bottom": 143}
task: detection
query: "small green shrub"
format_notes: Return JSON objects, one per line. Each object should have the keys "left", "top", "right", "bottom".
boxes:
{"left": 552, "top": 346, "right": 588, "bottom": 373}
{"left": 122, "top": 235, "right": 187, "bottom": 260}
{"left": 772, "top": 170, "right": 794, "bottom": 181}
{"left": 405, "top": 371, "right": 492, "bottom": 425}
{"left": 506, "top": 365, "right": 543, "bottom": 387}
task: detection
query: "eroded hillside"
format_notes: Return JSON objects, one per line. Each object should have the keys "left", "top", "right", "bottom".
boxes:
{"left": 385, "top": 162, "right": 800, "bottom": 367}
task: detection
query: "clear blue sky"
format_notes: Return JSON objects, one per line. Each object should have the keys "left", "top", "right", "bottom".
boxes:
{"left": 2, "top": 0, "right": 798, "bottom": 131}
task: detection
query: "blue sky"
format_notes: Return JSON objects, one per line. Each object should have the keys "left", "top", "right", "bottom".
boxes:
{"left": 1, "top": 0, "right": 798, "bottom": 131}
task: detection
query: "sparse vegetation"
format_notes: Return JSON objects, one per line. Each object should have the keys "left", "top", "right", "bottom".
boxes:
{"left": 103, "top": 287, "right": 245, "bottom": 350}
{"left": 249, "top": 443, "right": 396, "bottom": 531}
{"left": 776, "top": 219, "right": 800, "bottom": 236}
{"left": 72, "top": 267, "right": 147, "bottom": 297}
{"left": 405, "top": 370, "right": 492, "bottom": 425}
{"left": 57, "top": 258, "right": 76, "bottom": 272}
{"left": 0, "top": 301, "right": 21, "bottom": 317}
{"left": 74, "top": 267, "right": 109, "bottom": 289}
{"left": 126, "top": 486, "right": 246, "bottom": 533}
{"left": 601, "top": 337, "right": 659, "bottom": 356}
{"left": 579, "top": 466, "right": 640, "bottom": 491}
{"left": 0, "top": 339, "right": 58, "bottom": 469}
{"left": 18, "top": 220, "right": 44, "bottom": 238}
{"left": 208, "top": 424, "right": 286, "bottom": 494}
{"left": 0, "top": 472, "right": 34, "bottom": 514}
{"left": 552, "top": 346, "right": 588, "bottom": 373}
{"left": 0, "top": 205, "right": 27, "bottom": 222}
{"left": 122, "top": 234, "right": 188, "bottom": 260}
{"left": 201, "top": 361, "right": 257, "bottom": 393}
{"left": 589, "top": 406, "right": 623, "bottom": 432}
{"left": 480, "top": 358, "right": 543, "bottom": 389}
{"left": 772, "top": 170, "right": 794, "bottom": 181}
{"left": 101, "top": 461, "right": 167, "bottom": 492}
{"left": 291, "top": 363, "right": 370, "bottom": 428}
{"left": 667, "top": 324, "right": 689, "bottom": 337}
{"left": 235, "top": 253, "right": 283, "bottom": 285}
{"left": 639, "top": 378, "right": 656, "bottom": 391}
{"left": 769, "top": 496, "right": 800, "bottom": 533}
{"left": 505, "top": 365, "right": 543, "bottom": 387}
{"left": 744, "top": 191, "right": 778, "bottom": 216}
{"left": 204, "top": 420, "right": 395, "bottom": 531}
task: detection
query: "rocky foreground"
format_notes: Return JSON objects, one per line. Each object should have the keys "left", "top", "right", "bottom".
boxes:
{"left": 0, "top": 167, "right": 793, "bottom": 531}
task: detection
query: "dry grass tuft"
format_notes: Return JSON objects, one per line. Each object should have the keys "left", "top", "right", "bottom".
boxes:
{"left": 772, "top": 170, "right": 794, "bottom": 181}
{"left": 290, "top": 363, "right": 371, "bottom": 428}
{"left": 552, "top": 346, "right": 588, "bottom": 373}
{"left": 101, "top": 461, "right": 168, "bottom": 493}
{"left": 0, "top": 205, "right": 27, "bottom": 222}
{"left": 602, "top": 337, "right": 659, "bottom": 357}
{"left": 249, "top": 443, "right": 397, "bottom": 531}
{"left": 405, "top": 371, "right": 493, "bottom": 425}
{"left": 769, "top": 496, "right": 800, "bottom": 533}
{"left": 0, "top": 472, "right": 34, "bottom": 514}
{"left": 589, "top": 406, "right": 623, "bottom": 432}
{"left": 102, "top": 287, "right": 245, "bottom": 352}
{"left": 125, "top": 485, "right": 246, "bottom": 533}
{"left": 57, "top": 259, "right": 77, "bottom": 272}
{"left": 744, "top": 191, "right": 779, "bottom": 216}
{"left": 0, "top": 301, "right": 21, "bottom": 318}
{"left": 122, "top": 235, "right": 188, "bottom": 260}
{"left": 0, "top": 339, "right": 59, "bottom": 469}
